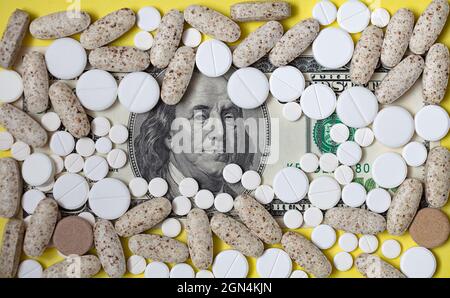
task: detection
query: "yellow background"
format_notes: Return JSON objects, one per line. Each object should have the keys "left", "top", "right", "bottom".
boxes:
{"left": 0, "top": 0, "right": 449, "bottom": 278}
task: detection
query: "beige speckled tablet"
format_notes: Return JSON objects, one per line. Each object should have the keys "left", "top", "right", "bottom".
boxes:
{"left": 161, "top": 46, "right": 196, "bottom": 105}
{"left": 233, "top": 21, "right": 284, "bottom": 68}
{"left": 425, "top": 146, "right": 450, "bottom": 208}
{"left": 234, "top": 194, "right": 282, "bottom": 244}
{"left": 380, "top": 8, "right": 414, "bottom": 69}
{"left": 0, "top": 103, "right": 48, "bottom": 147}
{"left": 186, "top": 208, "right": 213, "bottom": 270}
{"left": 128, "top": 234, "right": 189, "bottom": 264}
{"left": 0, "top": 9, "right": 30, "bottom": 68}
{"left": 115, "top": 198, "right": 171, "bottom": 237}
{"left": 184, "top": 5, "right": 241, "bottom": 43}
{"left": 150, "top": 9, "right": 184, "bottom": 69}
{"left": 0, "top": 158, "right": 22, "bottom": 218}
{"left": 375, "top": 54, "right": 424, "bottom": 104}
{"left": 23, "top": 198, "right": 59, "bottom": 257}
{"left": 80, "top": 8, "right": 135, "bottom": 50}
{"left": 409, "top": 0, "right": 449, "bottom": 55}
{"left": 30, "top": 11, "right": 91, "bottom": 39}
{"left": 22, "top": 51, "right": 49, "bottom": 113}
{"left": 0, "top": 219, "right": 25, "bottom": 278}
{"left": 94, "top": 220, "right": 126, "bottom": 278}
{"left": 423, "top": 43, "right": 449, "bottom": 104}
{"left": 387, "top": 178, "right": 423, "bottom": 236}
{"left": 89, "top": 46, "right": 151, "bottom": 73}
{"left": 42, "top": 255, "right": 101, "bottom": 278}
{"left": 269, "top": 18, "right": 320, "bottom": 67}
{"left": 230, "top": 1, "right": 291, "bottom": 22}
{"left": 350, "top": 25, "right": 383, "bottom": 85}
{"left": 356, "top": 253, "right": 405, "bottom": 278}
{"left": 324, "top": 207, "right": 386, "bottom": 235}
{"left": 281, "top": 231, "right": 332, "bottom": 278}
{"left": 49, "top": 81, "right": 90, "bottom": 138}
{"left": 210, "top": 213, "right": 264, "bottom": 257}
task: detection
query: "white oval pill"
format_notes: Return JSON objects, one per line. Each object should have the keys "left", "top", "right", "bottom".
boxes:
{"left": 342, "top": 182, "right": 366, "bottom": 207}
{"left": 91, "top": 117, "right": 111, "bottom": 137}
{"left": 402, "top": 141, "right": 427, "bottom": 167}
{"left": 354, "top": 127, "right": 374, "bottom": 147}
{"left": 41, "top": 112, "right": 61, "bottom": 132}
{"left": 366, "top": 188, "right": 391, "bottom": 213}
{"left": 134, "top": 31, "right": 154, "bottom": 51}
{"left": 381, "top": 239, "right": 401, "bottom": 259}
{"left": 0, "top": 131, "right": 14, "bottom": 150}
{"left": 194, "top": 189, "right": 214, "bottom": 209}
{"left": 95, "top": 137, "right": 112, "bottom": 154}
{"left": 214, "top": 193, "right": 234, "bottom": 213}
{"left": 337, "top": 0, "right": 370, "bottom": 33}
{"left": 118, "top": 72, "right": 160, "bottom": 114}
{"left": 170, "top": 263, "right": 195, "bottom": 278}
{"left": 222, "top": 163, "right": 243, "bottom": 184}
{"left": 311, "top": 224, "right": 336, "bottom": 249}
{"left": 172, "top": 196, "right": 192, "bottom": 216}
{"left": 109, "top": 124, "right": 128, "bottom": 145}
{"left": 371, "top": 8, "right": 390, "bottom": 28}
{"left": 372, "top": 152, "right": 407, "bottom": 189}
{"left": 228, "top": 67, "right": 269, "bottom": 109}
{"left": 334, "top": 165, "right": 354, "bottom": 185}
{"left": 137, "top": 6, "right": 161, "bottom": 32}
{"left": 22, "top": 153, "right": 54, "bottom": 186}
{"left": 270, "top": 66, "right": 305, "bottom": 103}
{"left": 11, "top": 141, "right": 31, "bottom": 161}
{"left": 76, "top": 138, "right": 95, "bottom": 157}
{"left": 337, "top": 87, "right": 378, "bottom": 128}
{"left": 17, "top": 259, "right": 43, "bottom": 278}
{"left": 313, "top": 0, "right": 338, "bottom": 26}
{"left": 212, "top": 250, "right": 249, "bottom": 278}
{"left": 76, "top": 69, "right": 118, "bottom": 111}
{"left": 144, "top": 261, "right": 170, "bottom": 278}
{"left": 179, "top": 177, "right": 199, "bottom": 197}
{"left": 330, "top": 123, "right": 349, "bottom": 144}
{"left": 182, "top": 28, "right": 202, "bottom": 48}
{"left": 338, "top": 232, "right": 358, "bottom": 252}
{"left": 129, "top": 177, "right": 148, "bottom": 197}
{"left": 196, "top": 270, "right": 214, "bottom": 278}
{"left": 148, "top": 177, "right": 168, "bottom": 197}
{"left": 414, "top": 105, "right": 449, "bottom": 142}
{"left": 83, "top": 155, "right": 108, "bottom": 181}
{"left": 400, "top": 247, "right": 436, "bottom": 278}
{"left": 22, "top": 189, "right": 45, "bottom": 214}
{"left": 359, "top": 234, "right": 379, "bottom": 253}
{"left": 45, "top": 38, "right": 87, "bottom": 80}
{"left": 373, "top": 106, "right": 414, "bottom": 148}
{"left": 300, "top": 84, "right": 336, "bottom": 120}
{"left": 0, "top": 70, "right": 23, "bottom": 103}
{"left": 196, "top": 39, "right": 232, "bottom": 78}
{"left": 273, "top": 167, "right": 309, "bottom": 203}
{"left": 161, "top": 218, "right": 182, "bottom": 238}
{"left": 334, "top": 252, "right": 353, "bottom": 271}
{"left": 89, "top": 178, "right": 131, "bottom": 220}
{"left": 54, "top": 173, "right": 89, "bottom": 210}
{"left": 241, "top": 170, "right": 261, "bottom": 190}
{"left": 50, "top": 131, "right": 75, "bottom": 157}
{"left": 303, "top": 207, "right": 323, "bottom": 227}
{"left": 64, "top": 153, "right": 84, "bottom": 173}
{"left": 300, "top": 153, "right": 319, "bottom": 173}
{"left": 308, "top": 176, "right": 341, "bottom": 210}
{"left": 127, "top": 255, "right": 146, "bottom": 275}
{"left": 254, "top": 185, "right": 275, "bottom": 204}
{"left": 319, "top": 153, "right": 339, "bottom": 172}
{"left": 290, "top": 270, "right": 308, "bottom": 278}
{"left": 256, "top": 248, "right": 292, "bottom": 278}
{"left": 313, "top": 27, "right": 354, "bottom": 69}
{"left": 283, "top": 209, "right": 303, "bottom": 229}
{"left": 337, "top": 141, "right": 362, "bottom": 166}
{"left": 107, "top": 149, "right": 127, "bottom": 169}
{"left": 282, "top": 102, "right": 303, "bottom": 122}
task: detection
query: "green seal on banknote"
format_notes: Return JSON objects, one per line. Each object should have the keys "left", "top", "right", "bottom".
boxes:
{"left": 313, "top": 113, "right": 355, "bottom": 154}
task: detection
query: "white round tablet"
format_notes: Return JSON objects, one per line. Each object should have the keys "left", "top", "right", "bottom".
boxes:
{"left": 241, "top": 170, "right": 261, "bottom": 190}
{"left": 144, "top": 262, "right": 170, "bottom": 278}
{"left": 95, "top": 137, "right": 113, "bottom": 154}
{"left": 11, "top": 141, "right": 31, "bottom": 161}
{"left": 36, "top": 179, "right": 55, "bottom": 192}
{"left": 91, "top": 117, "right": 111, "bottom": 137}
{"left": 415, "top": 105, "right": 449, "bottom": 142}
{"left": 308, "top": 176, "right": 341, "bottom": 210}
{"left": 0, "top": 70, "right": 23, "bottom": 103}
{"left": 50, "top": 154, "right": 64, "bottom": 174}
{"left": 214, "top": 193, "right": 234, "bottom": 213}
{"left": 212, "top": 250, "right": 249, "bottom": 278}
{"left": 300, "top": 153, "right": 319, "bottom": 173}
{"left": 270, "top": 66, "right": 305, "bottom": 102}
{"left": 17, "top": 259, "right": 43, "bottom": 278}
{"left": 179, "top": 177, "right": 199, "bottom": 197}
{"left": 337, "top": 0, "right": 371, "bottom": 33}
{"left": 366, "top": 188, "right": 391, "bottom": 213}
{"left": 330, "top": 123, "right": 350, "bottom": 144}
{"left": 194, "top": 189, "right": 214, "bottom": 209}
{"left": 337, "top": 141, "right": 362, "bottom": 166}
{"left": 337, "top": 87, "right": 378, "bottom": 128}
{"left": 170, "top": 263, "right": 195, "bottom": 278}
{"left": 381, "top": 239, "right": 401, "bottom": 259}
{"left": 354, "top": 127, "right": 374, "bottom": 147}
{"left": 137, "top": 6, "right": 161, "bottom": 32}
{"left": 0, "top": 131, "right": 14, "bottom": 150}
{"left": 273, "top": 167, "right": 309, "bottom": 203}
{"left": 338, "top": 233, "right": 358, "bottom": 252}
{"left": 222, "top": 163, "right": 243, "bottom": 184}
{"left": 148, "top": 177, "right": 168, "bottom": 197}
{"left": 303, "top": 207, "right": 323, "bottom": 227}
{"left": 313, "top": 28, "right": 354, "bottom": 69}
{"left": 76, "top": 138, "right": 95, "bottom": 157}
{"left": 400, "top": 247, "right": 436, "bottom": 278}
{"left": 283, "top": 209, "right": 303, "bottom": 229}
{"left": 53, "top": 173, "right": 89, "bottom": 210}
{"left": 196, "top": 39, "right": 232, "bottom": 78}
{"left": 50, "top": 131, "right": 75, "bottom": 157}
{"left": 134, "top": 31, "right": 154, "bottom": 51}
{"left": 118, "top": 72, "right": 160, "bottom": 114}
{"left": 342, "top": 182, "right": 366, "bottom": 207}
{"left": 256, "top": 248, "right": 292, "bottom": 278}
{"left": 109, "top": 124, "right": 128, "bottom": 145}
{"left": 254, "top": 185, "right": 275, "bottom": 204}
{"left": 373, "top": 106, "right": 415, "bottom": 148}
{"left": 182, "top": 28, "right": 202, "bottom": 48}
{"left": 312, "top": 0, "right": 338, "bottom": 26}
{"left": 22, "top": 189, "right": 46, "bottom": 214}
{"left": 196, "top": 270, "right": 214, "bottom": 278}
{"left": 64, "top": 153, "right": 84, "bottom": 173}
{"left": 282, "top": 102, "right": 303, "bottom": 122}
{"left": 45, "top": 38, "right": 87, "bottom": 80}
{"left": 161, "top": 218, "right": 182, "bottom": 238}
{"left": 372, "top": 152, "right": 407, "bottom": 189}
{"left": 311, "top": 224, "right": 336, "bottom": 249}
{"left": 83, "top": 155, "right": 108, "bottom": 181}
{"left": 334, "top": 252, "right": 353, "bottom": 272}
{"left": 290, "top": 270, "right": 308, "bottom": 278}
{"left": 78, "top": 212, "right": 96, "bottom": 226}
{"left": 334, "top": 165, "right": 354, "bottom": 185}
{"left": 127, "top": 255, "right": 147, "bottom": 275}
{"left": 371, "top": 8, "right": 390, "bottom": 28}
{"left": 359, "top": 234, "right": 379, "bottom": 253}
{"left": 107, "top": 149, "right": 127, "bottom": 169}
{"left": 228, "top": 67, "right": 269, "bottom": 109}
{"left": 402, "top": 142, "right": 427, "bottom": 167}
{"left": 76, "top": 69, "right": 117, "bottom": 111}
{"left": 300, "top": 84, "right": 336, "bottom": 120}
{"left": 22, "top": 153, "right": 54, "bottom": 186}
{"left": 41, "top": 112, "right": 61, "bottom": 132}
{"left": 129, "top": 177, "right": 148, "bottom": 197}
{"left": 89, "top": 178, "right": 130, "bottom": 220}
{"left": 319, "top": 153, "right": 339, "bottom": 173}
{"left": 172, "top": 196, "right": 192, "bottom": 216}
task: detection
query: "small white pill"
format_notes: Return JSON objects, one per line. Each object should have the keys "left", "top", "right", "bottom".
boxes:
{"left": 53, "top": 173, "right": 89, "bottom": 210}
{"left": 222, "top": 163, "right": 243, "bottom": 184}
{"left": 256, "top": 248, "right": 292, "bottom": 278}
{"left": 337, "top": 87, "right": 378, "bottom": 129}
{"left": 109, "top": 125, "right": 129, "bottom": 145}
{"left": 50, "top": 131, "right": 75, "bottom": 157}
{"left": 194, "top": 189, "right": 214, "bottom": 209}
{"left": 50, "top": 154, "right": 64, "bottom": 174}
{"left": 22, "top": 189, "right": 46, "bottom": 214}
{"left": 148, "top": 177, "right": 169, "bottom": 197}
{"left": 76, "top": 138, "right": 95, "bottom": 157}
{"left": 64, "top": 153, "right": 84, "bottom": 173}
{"left": 371, "top": 8, "right": 390, "bottom": 28}
{"left": 88, "top": 178, "right": 131, "bottom": 220}
{"left": 22, "top": 153, "right": 54, "bottom": 186}
{"left": 41, "top": 112, "right": 61, "bottom": 132}
{"left": 172, "top": 196, "right": 192, "bottom": 216}
{"left": 196, "top": 270, "right": 214, "bottom": 278}
{"left": 402, "top": 142, "right": 428, "bottom": 167}
{"left": 107, "top": 149, "right": 127, "bottom": 169}
{"left": 372, "top": 152, "right": 407, "bottom": 189}
{"left": 300, "top": 84, "right": 336, "bottom": 120}
{"left": 129, "top": 177, "right": 148, "bottom": 197}
{"left": 290, "top": 270, "right": 308, "bottom": 278}
{"left": 273, "top": 167, "right": 309, "bottom": 203}
{"left": 270, "top": 66, "right": 305, "bottom": 103}
{"left": 45, "top": 38, "right": 87, "bottom": 80}
{"left": 334, "top": 252, "right": 353, "bottom": 272}
{"left": 366, "top": 188, "right": 391, "bottom": 213}
{"left": 342, "top": 182, "right": 366, "bottom": 207}
{"left": 83, "top": 155, "right": 108, "bottom": 181}
{"left": 303, "top": 207, "right": 323, "bottom": 227}
{"left": 373, "top": 106, "right": 415, "bottom": 148}
{"left": 334, "top": 165, "right": 354, "bottom": 185}
{"left": 214, "top": 193, "right": 234, "bottom": 213}
{"left": 400, "top": 247, "right": 436, "bottom": 278}
{"left": 91, "top": 117, "right": 111, "bottom": 137}
{"left": 161, "top": 218, "right": 182, "bottom": 238}
{"left": 76, "top": 69, "right": 118, "bottom": 112}
{"left": 337, "top": 141, "right": 362, "bottom": 166}
{"left": 382, "top": 239, "right": 401, "bottom": 259}
{"left": 228, "top": 67, "right": 269, "bottom": 109}
{"left": 354, "top": 127, "right": 374, "bottom": 147}
{"left": 282, "top": 102, "right": 303, "bottom": 122}
{"left": 17, "top": 259, "right": 43, "bottom": 278}
{"left": 319, "top": 153, "right": 339, "bottom": 172}
{"left": 95, "top": 137, "right": 112, "bottom": 154}
{"left": 196, "top": 39, "right": 232, "bottom": 78}
{"left": 414, "top": 105, "right": 449, "bottom": 142}
{"left": 337, "top": 0, "right": 370, "bottom": 33}
{"left": 0, "top": 70, "right": 23, "bottom": 103}
{"left": 127, "top": 255, "right": 147, "bottom": 275}
{"left": 311, "top": 224, "right": 336, "bottom": 249}
{"left": 36, "top": 179, "right": 55, "bottom": 192}
{"left": 134, "top": 31, "right": 154, "bottom": 51}
{"left": 313, "top": 27, "right": 354, "bottom": 69}
{"left": 0, "top": 131, "right": 13, "bottom": 150}
{"left": 338, "top": 233, "right": 358, "bottom": 252}
{"left": 182, "top": 28, "right": 202, "bottom": 48}
{"left": 300, "top": 153, "right": 319, "bottom": 173}
{"left": 283, "top": 209, "right": 303, "bottom": 229}
{"left": 78, "top": 212, "right": 96, "bottom": 226}
{"left": 313, "top": 0, "right": 338, "bottom": 26}
{"left": 145, "top": 262, "right": 170, "bottom": 278}
{"left": 241, "top": 170, "right": 261, "bottom": 190}
{"left": 179, "top": 177, "right": 199, "bottom": 197}
{"left": 11, "top": 141, "right": 31, "bottom": 161}
{"left": 137, "top": 6, "right": 161, "bottom": 32}
{"left": 212, "top": 250, "right": 249, "bottom": 278}
{"left": 118, "top": 72, "right": 160, "bottom": 114}
{"left": 170, "top": 263, "right": 195, "bottom": 278}
{"left": 254, "top": 185, "right": 275, "bottom": 204}
{"left": 330, "top": 123, "right": 349, "bottom": 144}
{"left": 359, "top": 234, "right": 379, "bottom": 253}
{"left": 308, "top": 176, "right": 341, "bottom": 210}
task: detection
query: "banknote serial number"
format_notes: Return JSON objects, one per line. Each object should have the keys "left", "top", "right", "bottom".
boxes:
{"left": 177, "top": 282, "right": 272, "bottom": 295}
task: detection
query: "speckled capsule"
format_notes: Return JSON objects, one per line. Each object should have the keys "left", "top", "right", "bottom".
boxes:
{"left": 30, "top": 11, "right": 91, "bottom": 39}
{"left": 128, "top": 234, "right": 189, "bottom": 264}
{"left": 161, "top": 46, "right": 196, "bottom": 105}
{"left": 324, "top": 207, "right": 386, "bottom": 235}
{"left": 230, "top": 1, "right": 291, "bottom": 22}
{"left": 375, "top": 54, "right": 424, "bottom": 104}
{"left": 150, "top": 9, "right": 184, "bottom": 69}
{"left": 0, "top": 219, "right": 25, "bottom": 278}
{"left": 423, "top": 43, "right": 449, "bottom": 104}
{"left": 0, "top": 158, "right": 22, "bottom": 218}
{"left": 356, "top": 254, "right": 405, "bottom": 278}
{"left": 387, "top": 178, "right": 423, "bottom": 236}
{"left": 0, "top": 104, "right": 47, "bottom": 148}
{"left": 234, "top": 194, "right": 282, "bottom": 244}
{"left": 281, "top": 231, "right": 332, "bottom": 278}
{"left": 409, "top": 0, "right": 449, "bottom": 55}
{"left": 115, "top": 198, "right": 171, "bottom": 238}
{"left": 210, "top": 213, "right": 264, "bottom": 257}
{"left": 94, "top": 220, "right": 126, "bottom": 278}
{"left": 42, "top": 255, "right": 101, "bottom": 278}
{"left": 350, "top": 25, "right": 383, "bottom": 85}
{"left": 184, "top": 5, "right": 241, "bottom": 43}
{"left": 233, "top": 21, "right": 284, "bottom": 68}
{"left": 0, "top": 9, "right": 30, "bottom": 68}
{"left": 22, "top": 51, "right": 49, "bottom": 113}
{"left": 380, "top": 8, "right": 415, "bottom": 69}
{"left": 269, "top": 18, "right": 320, "bottom": 67}
{"left": 425, "top": 146, "right": 450, "bottom": 208}
{"left": 186, "top": 208, "right": 213, "bottom": 270}
{"left": 49, "top": 81, "right": 90, "bottom": 138}
{"left": 23, "top": 198, "right": 59, "bottom": 257}
{"left": 89, "top": 46, "right": 151, "bottom": 73}
{"left": 80, "top": 8, "right": 135, "bottom": 50}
